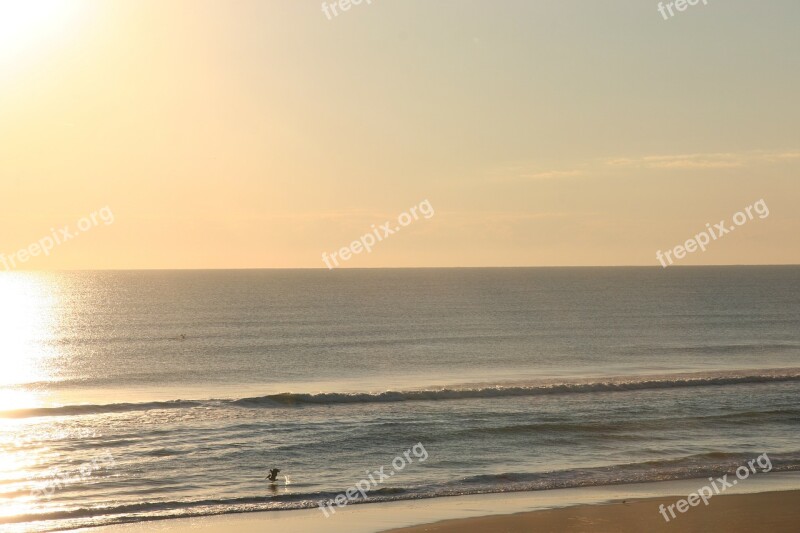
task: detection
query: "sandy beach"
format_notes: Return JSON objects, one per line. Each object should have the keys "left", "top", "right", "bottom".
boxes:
{"left": 387, "top": 490, "right": 800, "bottom": 533}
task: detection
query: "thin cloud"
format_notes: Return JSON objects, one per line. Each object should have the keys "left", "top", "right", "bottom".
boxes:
{"left": 441, "top": 210, "right": 599, "bottom": 223}
{"left": 489, "top": 168, "right": 586, "bottom": 182}
{"left": 521, "top": 170, "right": 585, "bottom": 180}
{"left": 606, "top": 150, "right": 800, "bottom": 169}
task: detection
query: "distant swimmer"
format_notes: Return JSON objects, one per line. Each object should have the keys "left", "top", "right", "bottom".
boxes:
{"left": 266, "top": 468, "right": 281, "bottom": 482}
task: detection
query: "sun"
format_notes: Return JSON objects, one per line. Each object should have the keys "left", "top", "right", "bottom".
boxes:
{"left": 0, "top": 0, "right": 84, "bottom": 67}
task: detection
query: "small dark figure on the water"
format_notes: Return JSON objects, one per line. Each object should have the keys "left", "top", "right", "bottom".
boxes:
{"left": 266, "top": 468, "right": 281, "bottom": 482}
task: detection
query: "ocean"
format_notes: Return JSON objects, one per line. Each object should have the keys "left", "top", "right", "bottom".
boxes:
{"left": 1, "top": 267, "right": 799, "bottom": 532}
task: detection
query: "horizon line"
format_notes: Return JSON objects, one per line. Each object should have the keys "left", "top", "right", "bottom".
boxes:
{"left": 3, "top": 263, "right": 800, "bottom": 273}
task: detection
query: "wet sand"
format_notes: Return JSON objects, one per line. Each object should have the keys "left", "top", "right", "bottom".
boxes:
{"left": 386, "top": 490, "right": 800, "bottom": 533}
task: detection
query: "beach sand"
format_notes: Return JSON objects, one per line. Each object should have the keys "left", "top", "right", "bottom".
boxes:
{"left": 386, "top": 490, "right": 800, "bottom": 533}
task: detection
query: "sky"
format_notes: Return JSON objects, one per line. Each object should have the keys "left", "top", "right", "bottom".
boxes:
{"left": 0, "top": 0, "right": 798, "bottom": 269}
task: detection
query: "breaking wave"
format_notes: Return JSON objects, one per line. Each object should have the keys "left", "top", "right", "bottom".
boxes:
{"left": 4, "top": 368, "right": 800, "bottom": 419}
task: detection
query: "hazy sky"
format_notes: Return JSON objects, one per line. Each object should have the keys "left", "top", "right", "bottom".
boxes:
{"left": 1, "top": 0, "right": 798, "bottom": 269}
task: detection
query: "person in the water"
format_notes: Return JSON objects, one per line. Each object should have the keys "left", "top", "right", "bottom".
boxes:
{"left": 266, "top": 468, "right": 280, "bottom": 482}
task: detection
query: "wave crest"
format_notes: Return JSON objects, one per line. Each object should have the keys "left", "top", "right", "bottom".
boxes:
{"left": 4, "top": 368, "right": 800, "bottom": 419}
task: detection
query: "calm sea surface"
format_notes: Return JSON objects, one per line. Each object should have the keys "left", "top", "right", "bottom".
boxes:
{"left": 1, "top": 267, "right": 799, "bottom": 531}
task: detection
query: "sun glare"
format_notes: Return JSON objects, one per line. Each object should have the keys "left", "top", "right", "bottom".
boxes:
{"left": 0, "top": 0, "right": 84, "bottom": 67}
{"left": 0, "top": 274, "right": 59, "bottom": 411}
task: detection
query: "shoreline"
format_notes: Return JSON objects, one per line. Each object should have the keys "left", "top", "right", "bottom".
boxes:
{"left": 76, "top": 472, "right": 800, "bottom": 533}
{"left": 385, "top": 490, "right": 800, "bottom": 533}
